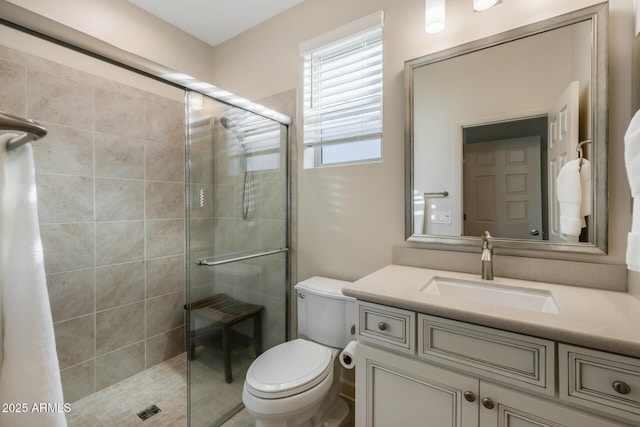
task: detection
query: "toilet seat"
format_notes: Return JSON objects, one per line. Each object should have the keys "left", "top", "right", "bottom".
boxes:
{"left": 245, "top": 339, "right": 333, "bottom": 399}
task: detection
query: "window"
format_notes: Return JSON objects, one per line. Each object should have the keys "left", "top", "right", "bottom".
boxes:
{"left": 301, "top": 12, "right": 384, "bottom": 167}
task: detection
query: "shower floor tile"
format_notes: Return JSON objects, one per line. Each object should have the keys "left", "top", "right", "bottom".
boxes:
{"left": 66, "top": 350, "right": 254, "bottom": 427}
{"left": 66, "top": 353, "right": 188, "bottom": 427}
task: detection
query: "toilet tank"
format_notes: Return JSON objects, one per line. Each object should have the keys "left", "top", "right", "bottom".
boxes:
{"left": 295, "top": 277, "right": 356, "bottom": 349}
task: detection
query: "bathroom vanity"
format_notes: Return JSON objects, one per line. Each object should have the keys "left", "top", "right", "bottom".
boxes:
{"left": 343, "top": 265, "right": 640, "bottom": 426}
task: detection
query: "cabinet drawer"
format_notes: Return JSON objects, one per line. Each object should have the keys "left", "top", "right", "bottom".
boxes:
{"left": 356, "top": 301, "right": 415, "bottom": 353}
{"left": 418, "top": 314, "right": 554, "bottom": 395}
{"left": 559, "top": 344, "right": 640, "bottom": 421}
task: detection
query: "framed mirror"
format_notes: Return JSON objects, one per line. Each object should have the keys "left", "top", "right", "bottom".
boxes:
{"left": 405, "top": 2, "right": 608, "bottom": 254}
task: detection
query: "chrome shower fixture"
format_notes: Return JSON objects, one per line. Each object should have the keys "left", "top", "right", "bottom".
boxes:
{"left": 220, "top": 116, "right": 244, "bottom": 144}
{"left": 221, "top": 115, "right": 253, "bottom": 220}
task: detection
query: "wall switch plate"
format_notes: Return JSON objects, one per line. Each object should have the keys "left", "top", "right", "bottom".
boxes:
{"left": 431, "top": 211, "right": 452, "bottom": 224}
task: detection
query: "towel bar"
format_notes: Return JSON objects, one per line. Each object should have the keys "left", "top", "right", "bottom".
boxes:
{"left": 0, "top": 111, "right": 48, "bottom": 151}
{"left": 424, "top": 191, "right": 449, "bottom": 198}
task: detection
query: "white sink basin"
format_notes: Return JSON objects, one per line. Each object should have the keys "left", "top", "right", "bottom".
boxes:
{"left": 421, "top": 277, "right": 559, "bottom": 314}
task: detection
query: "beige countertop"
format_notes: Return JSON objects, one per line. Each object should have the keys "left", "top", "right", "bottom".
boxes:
{"left": 343, "top": 264, "right": 640, "bottom": 358}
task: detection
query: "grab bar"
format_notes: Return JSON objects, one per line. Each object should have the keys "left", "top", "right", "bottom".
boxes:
{"left": 1, "top": 112, "right": 48, "bottom": 151}
{"left": 196, "top": 247, "right": 289, "bottom": 266}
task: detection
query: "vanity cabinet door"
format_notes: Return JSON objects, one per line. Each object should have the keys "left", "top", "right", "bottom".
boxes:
{"left": 356, "top": 342, "right": 478, "bottom": 427}
{"left": 479, "top": 382, "right": 631, "bottom": 427}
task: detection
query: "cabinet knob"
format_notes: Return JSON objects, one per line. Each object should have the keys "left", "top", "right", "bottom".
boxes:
{"left": 612, "top": 381, "right": 631, "bottom": 395}
{"left": 377, "top": 322, "right": 387, "bottom": 331}
{"left": 463, "top": 391, "right": 476, "bottom": 402}
{"left": 481, "top": 397, "right": 495, "bottom": 410}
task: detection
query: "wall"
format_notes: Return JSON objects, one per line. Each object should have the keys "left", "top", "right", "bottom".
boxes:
{"left": 0, "top": 26, "right": 186, "bottom": 402}
{"left": 208, "top": 0, "right": 635, "bottom": 285}
{"left": 4, "top": 0, "right": 216, "bottom": 83}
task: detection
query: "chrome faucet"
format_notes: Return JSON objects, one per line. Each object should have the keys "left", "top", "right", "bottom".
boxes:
{"left": 481, "top": 231, "right": 493, "bottom": 280}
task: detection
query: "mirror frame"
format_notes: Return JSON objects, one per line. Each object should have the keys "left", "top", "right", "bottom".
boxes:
{"left": 404, "top": 2, "right": 608, "bottom": 255}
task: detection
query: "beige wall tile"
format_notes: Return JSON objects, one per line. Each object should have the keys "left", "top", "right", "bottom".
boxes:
{"left": 145, "top": 181, "right": 184, "bottom": 220}
{"left": 60, "top": 360, "right": 94, "bottom": 403}
{"left": 234, "top": 218, "right": 261, "bottom": 253}
{"left": 146, "top": 141, "right": 185, "bottom": 183}
{"left": 95, "top": 261, "right": 145, "bottom": 311}
{"left": 94, "top": 133, "right": 144, "bottom": 179}
{"left": 189, "top": 264, "right": 216, "bottom": 292}
{"left": 54, "top": 315, "right": 94, "bottom": 369}
{"left": 146, "top": 291, "right": 185, "bottom": 337}
{"left": 262, "top": 295, "right": 286, "bottom": 350}
{"left": 189, "top": 284, "right": 215, "bottom": 302}
{"left": 94, "top": 87, "right": 145, "bottom": 138}
{"left": 36, "top": 174, "right": 93, "bottom": 223}
{"left": 214, "top": 150, "right": 239, "bottom": 186}
{"left": 146, "top": 219, "right": 185, "bottom": 258}
{"left": 231, "top": 262, "right": 261, "bottom": 291}
{"left": 188, "top": 218, "right": 215, "bottom": 255}
{"left": 145, "top": 327, "right": 184, "bottom": 368}
{"left": 261, "top": 180, "right": 286, "bottom": 220}
{"left": 213, "top": 184, "right": 235, "bottom": 218}
{"left": 95, "top": 343, "right": 145, "bottom": 391}
{"left": 189, "top": 149, "right": 215, "bottom": 184}
{"left": 0, "top": 59, "right": 26, "bottom": 117}
{"left": 146, "top": 255, "right": 185, "bottom": 298}
{"left": 32, "top": 123, "right": 93, "bottom": 176}
{"left": 213, "top": 218, "right": 236, "bottom": 254}
{"left": 261, "top": 255, "right": 287, "bottom": 298}
{"left": 260, "top": 219, "right": 286, "bottom": 250}
{"left": 27, "top": 68, "right": 93, "bottom": 128}
{"left": 0, "top": 44, "right": 62, "bottom": 75}
{"left": 95, "top": 302, "right": 145, "bottom": 355}
{"left": 145, "top": 100, "right": 184, "bottom": 145}
{"left": 40, "top": 223, "right": 94, "bottom": 274}
{"left": 95, "top": 178, "right": 144, "bottom": 221}
{"left": 95, "top": 221, "right": 145, "bottom": 266}
{"left": 47, "top": 269, "right": 94, "bottom": 322}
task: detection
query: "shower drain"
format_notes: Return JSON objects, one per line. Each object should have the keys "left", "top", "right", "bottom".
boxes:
{"left": 137, "top": 404, "right": 161, "bottom": 421}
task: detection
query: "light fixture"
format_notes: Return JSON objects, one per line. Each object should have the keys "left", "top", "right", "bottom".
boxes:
{"left": 425, "top": 0, "right": 445, "bottom": 34}
{"left": 426, "top": 0, "right": 500, "bottom": 34}
{"left": 473, "top": 0, "right": 498, "bottom": 11}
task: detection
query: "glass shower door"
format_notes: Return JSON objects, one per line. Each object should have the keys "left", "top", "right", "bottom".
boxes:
{"left": 185, "top": 91, "right": 289, "bottom": 427}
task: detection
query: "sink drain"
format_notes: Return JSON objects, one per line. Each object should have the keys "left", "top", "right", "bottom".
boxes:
{"left": 137, "top": 404, "right": 161, "bottom": 421}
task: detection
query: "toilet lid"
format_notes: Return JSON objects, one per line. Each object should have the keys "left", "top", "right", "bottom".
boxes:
{"left": 245, "top": 339, "right": 332, "bottom": 399}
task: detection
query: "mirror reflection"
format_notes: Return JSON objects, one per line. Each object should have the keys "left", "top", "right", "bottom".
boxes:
{"left": 406, "top": 4, "right": 607, "bottom": 253}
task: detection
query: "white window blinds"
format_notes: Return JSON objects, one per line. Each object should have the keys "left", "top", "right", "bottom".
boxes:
{"left": 302, "top": 13, "right": 383, "bottom": 167}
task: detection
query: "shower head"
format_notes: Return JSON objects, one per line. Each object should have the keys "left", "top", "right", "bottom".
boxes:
{"left": 220, "top": 116, "right": 236, "bottom": 130}
{"left": 220, "top": 116, "right": 244, "bottom": 143}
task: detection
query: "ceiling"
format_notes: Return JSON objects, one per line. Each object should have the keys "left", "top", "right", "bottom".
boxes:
{"left": 128, "top": 0, "right": 305, "bottom": 47}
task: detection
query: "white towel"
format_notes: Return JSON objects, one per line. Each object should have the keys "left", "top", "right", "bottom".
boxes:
{"left": 0, "top": 135, "right": 67, "bottom": 426}
{"left": 556, "top": 159, "right": 583, "bottom": 236}
{"left": 625, "top": 111, "right": 640, "bottom": 272}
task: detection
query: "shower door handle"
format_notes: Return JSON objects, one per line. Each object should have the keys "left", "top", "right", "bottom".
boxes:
{"left": 196, "top": 247, "right": 289, "bottom": 266}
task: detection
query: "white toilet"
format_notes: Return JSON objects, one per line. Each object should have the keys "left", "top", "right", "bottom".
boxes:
{"left": 242, "top": 277, "right": 356, "bottom": 427}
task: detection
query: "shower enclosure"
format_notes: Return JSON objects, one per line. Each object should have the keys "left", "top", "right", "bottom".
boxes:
{"left": 186, "top": 92, "right": 290, "bottom": 426}
{"left": 0, "top": 16, "right": 290, "bottom": 426}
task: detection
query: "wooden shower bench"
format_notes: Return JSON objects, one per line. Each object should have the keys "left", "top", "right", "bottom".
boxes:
{"left": 186, "top": 293, "right": 263, "bottom": 383}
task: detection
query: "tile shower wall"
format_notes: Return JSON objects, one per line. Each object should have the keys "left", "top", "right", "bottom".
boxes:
{"left": 0, "top": 44, "right": 186, "bottom": 402}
